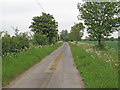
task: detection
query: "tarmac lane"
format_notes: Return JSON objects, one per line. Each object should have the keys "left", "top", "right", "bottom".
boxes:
{"left": 7, "top": 42, "right": 84, "bottom": 88}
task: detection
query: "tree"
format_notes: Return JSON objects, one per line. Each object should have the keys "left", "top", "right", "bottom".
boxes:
{"left": 70, "top": 22, "right": 85, "bottom": 43}
{"left": 29, "top": 12, "right": 58, "bottom": 44}
{"left": 60, "top": 30, "right": 68, "bottom": 41}
{"left": 2, "top": 32, "right": 12, "bottom": 54}
{"left": 67, "top": 33, "right": 73, "bottom": 41}
{"left": 33, "top": 32, "right": 49, "bottom": 45}
{"left": 78, "top": 2, "right": 119, "bottom": 47}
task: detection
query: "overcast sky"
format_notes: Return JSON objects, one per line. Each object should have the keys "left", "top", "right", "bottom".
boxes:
{"left": 0, "top": 0, "right": 118, "bottom": 38}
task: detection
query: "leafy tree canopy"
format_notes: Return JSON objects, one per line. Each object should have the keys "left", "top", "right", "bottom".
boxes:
{"left": 60, "top": 30, "right": 68, "bottom": 41}
{"left": 70, "top": 22, "right": 85, "bottom": 42}
{"left": 29, "top": 12, "right": 58, "bottom": 44}
{"left": 77, "top": 2, "right": 119, "bottom": 46}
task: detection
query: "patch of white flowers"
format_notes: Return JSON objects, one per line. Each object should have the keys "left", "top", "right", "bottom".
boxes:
{"left": 70, "top": 41, "right": 118, "bottom": 67}
{"left": 115, "top": 63, "right": 119, "bottom": 67}
{"left": 91, "top": 55, "right": 95, "bottom": 58}
{"left": 85, "top": 48, "right": 93, "bottom": 53}
{"left": 58, "top": 41, "right": 63, "bottom": 43}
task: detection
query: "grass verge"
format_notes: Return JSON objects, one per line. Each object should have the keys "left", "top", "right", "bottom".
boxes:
{"left": 2, "top": 42, "right": 63, "bottom": 86}
{"left": 69, "top": 42, "right": 118, "bottom": 88}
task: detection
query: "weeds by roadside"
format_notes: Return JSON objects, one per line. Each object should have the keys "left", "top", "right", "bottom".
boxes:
{"left": 2, "top": 42, "right": 63, "bottom": 86}
{"left": 69, "top": 42, "right": 118, "bottom": 88}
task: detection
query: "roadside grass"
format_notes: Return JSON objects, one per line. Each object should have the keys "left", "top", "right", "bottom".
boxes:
{"left": 69, "top": 42, "right": 118, "bottom": 88}
{"left": 103, "top": 41, "right": 118, "bottom": 50}
{"left": 49, "top": 67, "right": 56, "bottom": 70}
{"left": 81, "top": 41, "right": 118, "bottom": 51}
{"left": 2, "top": 42, "right": 63, "bottom": 86}
{"left": 0, "top": 56, "right": 2, "bottom": 88}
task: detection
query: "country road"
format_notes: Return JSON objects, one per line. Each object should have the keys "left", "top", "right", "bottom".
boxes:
{"left": 8, "top": 42, "right": 84, "bottom": 88}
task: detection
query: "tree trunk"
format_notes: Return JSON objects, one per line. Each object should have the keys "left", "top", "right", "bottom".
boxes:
{"left": 76, "top": 40, "right": 77, "bottom": 44}
{"left": 98, "top": 39, "right": 101, "bottom": 46}
{"left": 98, "top": 35, "right": 101, "bottom": 47}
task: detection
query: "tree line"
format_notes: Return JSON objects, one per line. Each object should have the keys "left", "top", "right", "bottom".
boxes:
{"left": 83, "top": 36, "right": 118, "bottom": 41}
{"left": 1, "top": 2, "right": 119, "bottom": 55}
{"left": 60, "top": 2, "right": 119, "bottom": 48}
{"left": 60, "top": 22, "right": 85, "bottom": 43}
{"left": 1, "top": 12, "right": 58, "bottom": 56}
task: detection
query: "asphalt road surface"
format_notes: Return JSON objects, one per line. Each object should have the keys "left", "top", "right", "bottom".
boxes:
{"left": 9, "top": 42, "right": 84, "bottom": 88}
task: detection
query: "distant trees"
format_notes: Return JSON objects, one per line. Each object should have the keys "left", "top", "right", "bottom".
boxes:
{"left": 78, "top": 2, "right": 119, "bottom": 47}
{"left": 70, "top": 22, "right": 85, "bottom": 43}
{"left": 84, "top": 36, "right": 97, "bottom": 41}
{"left": 82, "top": 36, "right": 118, "bottom": 41}
{"left": 60, "top": 30, "right": 69, "bottom": 41}
{"left": 59, "top": 23, "right": 85, "bottom": 42}
{"left": 67, "top": 33, "right": 73, "bottom": 41}
{"left": 29, "top": 12, "right": 58, "bottom": 45}
{"left": 105, "top": 37, "right": 118, "bottom": 41}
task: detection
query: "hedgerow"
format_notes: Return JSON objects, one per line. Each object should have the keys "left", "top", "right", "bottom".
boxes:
{"left": 2, "top": 29, "right": 30, "bottom": 55}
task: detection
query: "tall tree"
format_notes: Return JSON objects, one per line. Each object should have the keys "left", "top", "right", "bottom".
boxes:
{"left": 60, "top": 30, "right": 68, "bottom": 41}
{"left": 70, "top": 22, "right": 85, "bottom": 43}
{"left": 29, "top": 12, "right": 58, "bottom": 44}
{"left": 78, "top": 2, "right": 119, "bottom": 47}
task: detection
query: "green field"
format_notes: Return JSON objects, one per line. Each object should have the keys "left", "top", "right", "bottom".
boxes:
{"left": 69, "top": 42, "right": 118, "bottom": 88}
{"left": 2, "top": 42, "right": 63, "bottom": 86}
{"left": 81, "top": 41, "right": 118, "bottom": 51}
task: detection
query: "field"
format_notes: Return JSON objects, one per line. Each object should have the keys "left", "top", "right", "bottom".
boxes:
{"left": 69, "top": 42, "right": 118, "bottom": 88}
{"left": 81, "top": 41, "right": 118, "bottom": 51}
{"left": 2, "top": 42, "right": 63, "bottom": 86}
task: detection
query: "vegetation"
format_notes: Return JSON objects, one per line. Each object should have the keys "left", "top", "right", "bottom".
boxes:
{"left": 83, "top": 36, "right": 118, "bottom": 41}
{"left": 77, "top": 2, "right": 119, "bottom": 47}
{"left": 81, "top": 41, "right": 118, "bottom": 51}
{"left": 2, "top": 42, "right": 63, "bottom": 86}
{"left": 0, "top": 56, "right": 1, "bottom": 88}
{"left": 69, "top": 42, "right": 118, "bottom": 88}
{"left": 33, "top": 32, "right": 49, "bottom": 45}
{"left": 29, "top": 12, "right": 58, "bottom": 45}
{"left": 2, "top": 28, "right": 30, "bottom": 56}
{"left": 1, "top": 12, "right": 59, "bottom": 56}
{"left": 60, "top": 30, "right": 68, "bottom": 41}
{"left": 70, "top": 23, "right": 85, "bottom": 43}
{"left": 2, "top": 12, "right": 61, "bottom": 86}
{"left": 66, "top": 2, "right": 119, "bottom": 88}
{"left": 1, "top": 1, "right": 119, "bottom": 88}
{"left": 59, "top": 22, "right": 85, "bottom": 42}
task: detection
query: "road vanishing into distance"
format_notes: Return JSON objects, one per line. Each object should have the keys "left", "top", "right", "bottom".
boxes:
{"left": 8, "top": 42, "right": 84, "bottom": 88}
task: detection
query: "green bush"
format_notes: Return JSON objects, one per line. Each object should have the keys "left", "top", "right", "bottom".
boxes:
{"left": 51, "top": 37, "right": 56, "bottom": 44}
{"left": 33, "top": 33, "right": 49, "bottom": 45}
{"left": 2, "top": 30, "right": 30, "bottom": 55}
